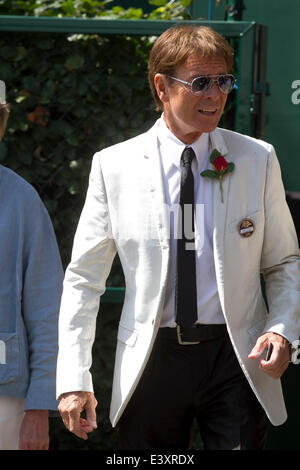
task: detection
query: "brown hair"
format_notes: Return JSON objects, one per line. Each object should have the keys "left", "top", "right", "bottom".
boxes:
{"left": 148, "top": 23, "right": 234, "bottom": 110}
{"left": 0, "top": 103, "right": 10, "bottom": 140}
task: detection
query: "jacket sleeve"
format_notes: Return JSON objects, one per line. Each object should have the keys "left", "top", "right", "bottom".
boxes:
{"left": 22, "top": 194, "right": 64, "bottom": 411}
{"left": 56, "top": 153, "right": 117, "bottom": 399}
{"left": 260, "top": 145, "right": 300, "bottom": 344}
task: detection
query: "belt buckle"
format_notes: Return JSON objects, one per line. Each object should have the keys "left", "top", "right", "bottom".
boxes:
{"left": 176, "top": 325, "right": 200, "bottom": 345}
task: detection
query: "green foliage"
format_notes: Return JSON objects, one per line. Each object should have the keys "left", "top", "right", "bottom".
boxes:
{"left": 0, "top": 0, "right": 193, "bottom": 19}
{"left": 200, "top": 169, "right": 218, "bottom": 178}
{"left": 148, "top": 0, "right": 193, "bottom": 19}
{"left": 0, "top": 31, "right": 158, "bottom": 270}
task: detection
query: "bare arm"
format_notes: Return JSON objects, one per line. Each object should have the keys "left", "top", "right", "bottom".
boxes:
{"left": 19, "top": 410, "right": 49, "bottom": 450}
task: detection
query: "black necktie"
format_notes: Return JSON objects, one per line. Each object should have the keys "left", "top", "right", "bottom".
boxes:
{"left": 175, "top": 147, "right": 198, "bottom": 328}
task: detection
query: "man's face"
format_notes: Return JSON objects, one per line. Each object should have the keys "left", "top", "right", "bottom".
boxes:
{"left": 154, "top": 54, "right": 229, "bottom": 144}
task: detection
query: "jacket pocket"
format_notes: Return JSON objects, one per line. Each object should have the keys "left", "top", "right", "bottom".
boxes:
{"left": 117, "top": 323, "right": 138, "bottom": 347}
{"left": 0, "top": 332, "right": 20, "bottom": 384}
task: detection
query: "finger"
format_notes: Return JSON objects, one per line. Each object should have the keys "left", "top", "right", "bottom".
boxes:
{"left": 58, "top": 404, "right": 71, "bottom": 431}
{"left": 60, "top": 412, "right": 70, "bottom": 432}
{"left": 262, "top": 354, "right": 289, "bottom": 370}
{"left": 80, "top": 418, "right": 95, "bottom": 433}
{"left": 259, "top": 352, "right": 289, "bottom": 378}
{"left": 85, "top": 399, "right": 98, "bottom": 429}
{"left": 259, "top": 362, "right": 289, "bottom": 379}
{"left": 68, "top": 406, "right": 88, "bottom": 440}
{"left": 248, "top": 337, "right": 268, "bottom": 359}
{"left": 70, "top": 421, "right": 88, "bottom": 440}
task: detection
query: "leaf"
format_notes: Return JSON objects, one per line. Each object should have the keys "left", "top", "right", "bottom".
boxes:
{"left": 15, "top": 95, "right": 27, "bottom": 103}
{"left": 66, "top": 133, "right": 80, "bottom": 146}
{"left": 37, "top": 38, "right": 55, "bottom": 50}
{"left": 149, "top": 0, "right": 168, "bottom": 6}
{"left": 200, "top": 169, "right": 219, "bottom": 179}
{"left": 225, "top": 162, "right": 235, "bottom": 173}
{"left": 0, "top": 63, "right": 14, "bottom": 81}
{"left": 61, "top": 0, "right": 76, "bottom": 16}
{"left": 18, "top": 150, "right": 32, "bottom": 165}
{"left": 209, "top": 148, "right": 222, "bottom": 164}
{"left": 64, "top": 55, "right": 85, "bottom": 70}
{"left": 0, "top": 46, "right": 17, "bottom": 60}
{"left": 14, "top": 46, "right": 27, "bottom": 61}
{"left": 112, "top": 6, "right": 125, "bottom": 14}
{"left": 182, "top": 0, "right": 192, "bottom": 6}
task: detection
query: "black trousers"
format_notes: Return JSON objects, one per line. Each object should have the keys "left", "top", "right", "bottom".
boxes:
{"left": 118, "top": 328, "right": 269, "bottom": 450}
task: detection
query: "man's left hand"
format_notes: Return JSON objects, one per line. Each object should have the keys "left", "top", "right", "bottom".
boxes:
{"left": 248, "top": 332, "right": 290, "bottom": 379}
{"left": 19, "top": 410, "right": 49, "bottom": 450}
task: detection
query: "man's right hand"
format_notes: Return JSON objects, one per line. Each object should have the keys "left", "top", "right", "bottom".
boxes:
{"left": 58, "top": 391, "right": 98, "bottom": 440}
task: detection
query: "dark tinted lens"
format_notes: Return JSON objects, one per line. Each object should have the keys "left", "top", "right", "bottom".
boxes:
{"left": 191, "top": 76, "right": 211, "bottom": 93}
{"left": 217, "top": 75, "right": 235, "bottom": 93}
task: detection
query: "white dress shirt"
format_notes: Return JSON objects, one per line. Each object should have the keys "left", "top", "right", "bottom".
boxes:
{"left": 157, "top": 116, "right": 225, "bottom": 327}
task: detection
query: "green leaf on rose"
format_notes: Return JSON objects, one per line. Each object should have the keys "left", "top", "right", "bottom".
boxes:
{"left": 200, "top": 169, "right": 219, "bottom": 178}
{"left": 225, "top": 162, "right": 235, "bottom": 173}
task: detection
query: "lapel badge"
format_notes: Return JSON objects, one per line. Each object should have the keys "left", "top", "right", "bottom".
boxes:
{"left": 239, "top": 218, "right": 255, "bottom": 238}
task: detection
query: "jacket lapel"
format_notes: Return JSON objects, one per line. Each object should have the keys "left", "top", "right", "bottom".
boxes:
{"left": 143, "top": 121, "right": 170, "bottom": 248}
{"left": 209, "top": 128, "right": 230, "bottom": 313}
{"left": 143, "top": 123, "right": 171, "bottom": 313}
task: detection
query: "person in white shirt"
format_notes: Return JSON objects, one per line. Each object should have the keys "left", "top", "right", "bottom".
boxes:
{"left": 57, "top": 24, "right": 300, "bottom": 449}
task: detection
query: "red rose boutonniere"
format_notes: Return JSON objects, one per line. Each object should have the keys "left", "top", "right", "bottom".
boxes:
{"left": 200, "top": 149, "right": 235, "bottom": 203}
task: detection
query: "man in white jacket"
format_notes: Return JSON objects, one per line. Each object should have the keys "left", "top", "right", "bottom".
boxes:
{"left": 57, "top": 24, "right": 300, "bottom": 449}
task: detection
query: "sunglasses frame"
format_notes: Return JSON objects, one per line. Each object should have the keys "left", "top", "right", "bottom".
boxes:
{"left": 167, "top": 74, "right": 237, "bottom": 95}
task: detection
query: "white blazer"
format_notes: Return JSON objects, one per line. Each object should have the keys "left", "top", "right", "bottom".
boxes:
{"left": 56, "top": 120, "right": 300, "bottom": 427}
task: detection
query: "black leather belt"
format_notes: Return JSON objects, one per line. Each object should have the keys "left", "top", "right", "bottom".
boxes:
{"left": 158, "top": 324, "right": 227, "bottom": 345}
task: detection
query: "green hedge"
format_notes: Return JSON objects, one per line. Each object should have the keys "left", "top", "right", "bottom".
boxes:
{"left": 0, "top": 31, "right": 158, "bottom": 273}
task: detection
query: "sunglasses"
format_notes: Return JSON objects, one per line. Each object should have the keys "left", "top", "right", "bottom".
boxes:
{"left": 167, "top": 74, "right": 236, "bottom": 95}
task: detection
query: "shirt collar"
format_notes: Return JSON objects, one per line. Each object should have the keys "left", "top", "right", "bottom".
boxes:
{"left": 157, "top": 115, "right": 210, "bottom": 171}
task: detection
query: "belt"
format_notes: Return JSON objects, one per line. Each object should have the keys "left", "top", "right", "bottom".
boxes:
{"left": 158, "top": 324, "right": 227, "bottom": 345}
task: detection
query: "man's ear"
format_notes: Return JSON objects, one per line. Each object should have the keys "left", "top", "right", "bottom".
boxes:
{"left": 154, "top": 73, "right": 170, "bottom": 105}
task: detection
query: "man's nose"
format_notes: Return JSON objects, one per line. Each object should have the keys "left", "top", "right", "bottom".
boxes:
{"left": 204, "top": 81, "right": 221, "bottom": 97}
